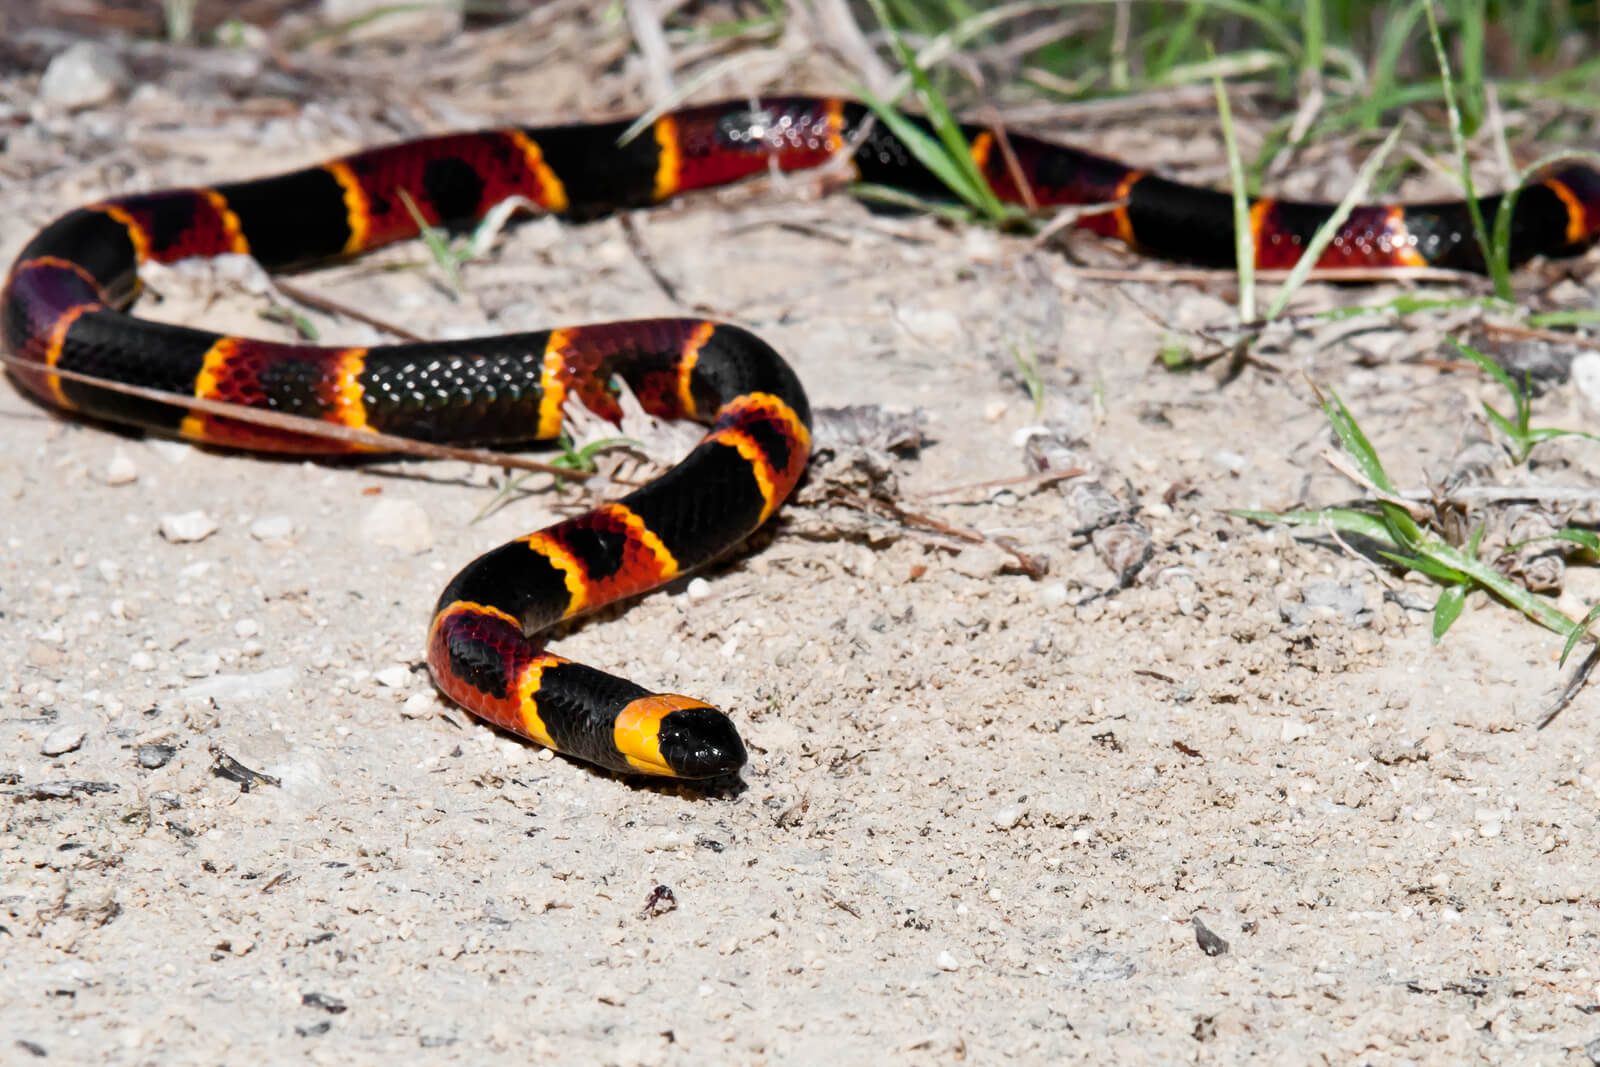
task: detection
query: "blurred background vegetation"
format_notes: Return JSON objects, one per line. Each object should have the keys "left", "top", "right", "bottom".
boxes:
{"left": 6, "top": 1, "right": 1595, "bottom": 143}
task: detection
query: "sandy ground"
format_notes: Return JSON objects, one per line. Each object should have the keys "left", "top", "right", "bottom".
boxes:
{"left": 4, "top": 14, "right": 1600, "bottom": 1066}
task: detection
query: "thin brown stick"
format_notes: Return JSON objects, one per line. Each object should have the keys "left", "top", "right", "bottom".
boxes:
{"left": 620, "top": 212, "right": 684, "bottom": 306}
{"left": 910, "top": 468, "right": 1081, "bottom": 501}
{"left": 0, "top": 353, "right": 594, "bottom": 478}
{"left": 829, "top": 488, "right": 980, "bottom": 543}
{"left": 1031, "top": 199, "right": 1127, "bottom": 249}
{"left": 1537, "top": 642, "right": 1599, "bottom": 729}
{"left": 1482, "top": 320, "right": 1600, "bottom": 354}
{"left": 273, "top": 278, "right": 429, "bottom": 342}
{"left": 828, "top": 488, "right": 1046, "bottom": 576}
{"left": 978, "top": 107, "right": 1037, "bottom": 213}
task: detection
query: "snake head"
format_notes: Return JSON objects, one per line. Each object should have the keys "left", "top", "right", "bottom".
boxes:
{"left": 613, "top": 695, "right": 747, "bottom": 778}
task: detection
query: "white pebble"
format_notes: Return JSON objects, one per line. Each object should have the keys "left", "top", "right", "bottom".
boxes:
{"left": 249, "top": 515, "right": 295, "bottom": 542}
{"left": 129, "top": 651, "right": 156, "bottom": 672}
{"left": 686, "top": 577, "right": 712, "bottom": 602}
{"left": 1479, "top": 822, "right": 1502, "bottom": 838}
{"left": 1573, "top": 353, "right": 1600, "bottom": 415}
{"left": 375, "top": 666, "right": 412, "bottom": 688}
{"left": 1212, "top": 449, "right": 1248, "bottom": 473}
{"left": 898, "top": 308, "right": 962, "bottom": 343}
{"left": 179, "top": 666, "right": 298, "bottom": 702}
{"left": 39, "top": 42, "right": 128, "bottom": 110}
{"left": 96, "top": 560, "right": 121, "bottom": 583}
{"left": 951, "top": 544, "right": 1009, "bottom": 579}
{"left": 991, "top": 804, "right": 1026, "bottom": 830}
{"left": 936, "top": 950, "right": 961, "bottom": 972}
{"left": 361, "top": 498, "right": 433, "bottom": 554}
{"left": 234, "top": 619, "right": 260, "bottom": 639}
{"left": 41, "top": 723, "right": 87, "bottom": 756}
{"left": 149, "top": 440, "right": 193, "bottom": 465}
{"left": 1036, "top": 582, "right": 1069, "bottom": 609}
{"left": 402, "top": 691, "right": 438, "bottom": 718}
{"left": 105, "top": 449, "right": 138, "bottom": 485}
{"left": 1280, "top": 720, "right": 1315, "bottom": 742}
{"left": 160, "top": 510, "right": 218, "bottom": 543}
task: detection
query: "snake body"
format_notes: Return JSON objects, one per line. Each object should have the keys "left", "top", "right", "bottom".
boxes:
{"left": 6, "top": 97, "right": 1597, "bottom": 777}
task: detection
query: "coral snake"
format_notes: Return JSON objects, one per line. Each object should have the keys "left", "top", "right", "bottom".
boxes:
{"left": 5, "top": 97, "right": 1598, "bottom": 779}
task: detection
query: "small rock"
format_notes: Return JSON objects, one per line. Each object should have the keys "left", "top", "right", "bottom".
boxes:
{"left": 160, "top": 510, "right": 218, "bottom": 543}
{"left": 1191, "top": 915, "right": 1230, "bottom": 957}
{"left": 401, "top": 691, "right": 438, "bottom": 718}
{"left": 249, "top": 515, "right": 295, "bottom": 542}
{"left": 1281, "top": 578, "right": 1369, "bottom": 627}
{"left": 179, "top": 666, "right": 298, "bottom": 703}
{"left": 39, "top": 42, "right": 128, "bottom": 111}
{"left": 375, "top": 666, "right": 412, "bottom": 689}
{"left": 991, "top": 804, "right": 1026, "bottom": 830}
{"left": 136, "top": 744, "right": 175, "bottom": 769}
{"left": 936, "top": 950, "right": 961, "bottom": 972}
{"left": 950, "top": 543, "right": 1010, "bottom": 578}
{"left": 1212, "top": 449, "right": 1248, "bottom": 474}
{"left": 129, "top": 651, "right": 156, "bottom": 672}
{"left": 148, "top": 440, "right": 193, "bottom": 465}
{"left": 1036, "top": 582, "right": 1069, "bottom": 609}
{"left": 897, "top": 308, "right": 963, "bottom": 344}
{"left": 105, "top": 449, "right": 138, "bottom": 485}
{"left": 42, "top": 724, "right": 87, "bottom": 756}
{"left": 685, "top": 577, "right": 712, "bottom": 602}
{"left": 182, "top": 653, "right": 221, "bottom": 679}
{"left": 1280, "top": 720, "right": 1315, "bottom": 742}
{"left": 234, "top": 619, "right": 260, "bottom": 639}
{"left": 1574, "top": 353, "right": 1600, "bottom": 415}
{"left": 361, "top": 498, "right": 432, "bottom": 554}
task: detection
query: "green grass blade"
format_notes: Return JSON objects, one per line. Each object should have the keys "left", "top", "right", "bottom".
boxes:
{"left": 860, "top": 0, "right": 1007, "bottom": 223}
{"left": 849, "top": 182, "right": 984, "bottom": 223}
{"left": 1423, "top": 0, "right": 1509, "bottom": 298}
{"left": 1320, "top": 388, "right": 1396, "bottom": 494}
{"left": 1544, "top": 529, "right": 1600, "bottom": 554}
{"left": 1529, "top": 309, "right": 1600, "bottom": 328}
{"left": 1299, "top": 0, "right": 1323, "bottom": 87}
{"left": 1210, "top": 55, "right": 1254, "bottom": 323}
{"left": 397, "top": 188, "right": 462, "bottom": 296}
{"left": 854, "top": 85, "right": 998, "bottom": 218}
{"left": 1431, "top": 582, "right": 1468, "bottom": 643}
{"left": 1360, "top": 0, "right": 1426, "bottom": 130}
{"left": 1265, "top": 120, "right": 1406, "bottom": 320}
{"left": 1378, "top": 549, "right": 1465, "bottom": 584}
{"left": 1230, "top": 507, "right": 1395, "bottom": 543}
{"left": 1561, "top": 604, "right": 1600, "bottom": 667}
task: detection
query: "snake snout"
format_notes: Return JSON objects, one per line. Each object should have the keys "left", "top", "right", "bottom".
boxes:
{"left": 657, "top": 705, "right": 748, "bottom": 779}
